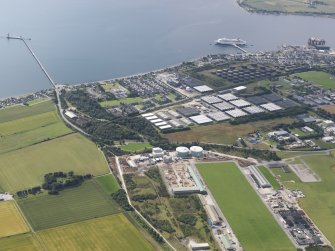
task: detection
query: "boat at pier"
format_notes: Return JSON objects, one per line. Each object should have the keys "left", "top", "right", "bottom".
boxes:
{"left": 215, "top": 38, "right": 247, "bottom": 46}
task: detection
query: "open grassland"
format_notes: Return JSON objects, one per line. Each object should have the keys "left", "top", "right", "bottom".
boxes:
{"left": 258, "top": 166, "right": 281, "bottom": 189}
{"left": 241, "top": 0, "right": 335, "bottom": 14}
{"left": 0, "top": 133, "right": 109, "bottom": 192}
{"left": 321, "top": 105, "right": 335, "bottom": 114}
{"left": 165, "top": 117, "right": 295, "bottom": 145}
{"left": 120, "top": 142, "right": 152, "bottom": 152}
{"left": 0, "top": 233, "right": 42, "bottom": 251}
{"left": 18, "top": 180, "right": 120, "bottom": 230}
{"left": 198, "top": 162, "right": 295, "bottom": 251}
{"left": 0, "top": 101, "right": 55, "bottom": 123}
{"left": 294, "top": 71, "right": 335, "bottom": 89}
{"left": 0, "top": 111, "right": 72, "bottom": 154}
{"left": 96, "top": 174, "right": 120, "bottom": 194}
{"left": 278, "top": 154, "right": 335, "bottom": 246}
{"left": 0, "top": 201, "right": 29, "bottom": 238}
{"left": 27, "top": 98, "right": 50, "bottom": 106}
{"left": 100, "top": 97, "right": 143, "bottom": 107}
{"left": 37, "top": 213, "right": 153, "bottom": 251}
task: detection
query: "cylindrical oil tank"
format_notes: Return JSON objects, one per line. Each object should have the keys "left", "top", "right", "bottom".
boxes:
{"left": 176, "top": 146, "right": 190, "bottom": 158}
{"left": 190, "top": 146, "right": 204, "bottom": 158}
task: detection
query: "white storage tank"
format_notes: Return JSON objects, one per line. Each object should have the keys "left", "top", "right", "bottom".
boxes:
{"left": 176, "top": 146, "right": 190, "bottom": 158}
{"left": 190, "top": 146, "right": 204, "bottom": 158}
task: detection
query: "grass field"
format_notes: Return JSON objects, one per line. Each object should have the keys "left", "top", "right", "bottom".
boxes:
{"left": 37, "top": 213, "right": 153, "bottom": 251}
{"left": 96, "top": 174, "right": 120, "bottom": 194}
{"left": 0, "top": 111, "right": 73, "bottom": 154}
{"left": 258, "top": 166, "right": 281, "bottom": 189}
{"left": 100, "top": 97, "right": 143, "bottom": 107}
{"left": 0, "top": 201, "right": 29, "bottom": 238}
{"left": 0, "top": 101, "right": 55, "bottom": 123}
{"left": 241, "top": 0, "right": 335, "bottom": 14}
{"left": 0, "top": 133, "right": 109, "bottom": 192}
{"left": 288, "top": 154, "right": 335, "bottom": 246}
{"left": 293, "top": 71, "right": 335, "bottom": 89}
{"left": 120, "top": 142, "right": 152, "bottom": 152}
{"left": 165, "top": 117, "right": 295, "bottom": 145}
{"left": 27, "top": 98, "right": 50, "bottom": 106}
{"left": 100, "top": 82, "right": 122, "bottom": 92}
{"left": 198, "top": 162, "right": 295, "bottom": 251}
{"left": 321, "top": 105, "right": 335, "bottom": 114}
{"left": 0, "top": 233, "right": 42, "bottom": 251}
{"left": 18, "top": 180, "right": 120, "bottom": 230}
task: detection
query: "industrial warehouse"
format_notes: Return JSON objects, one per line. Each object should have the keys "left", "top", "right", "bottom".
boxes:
{"left": 141, "top": 88, "right": 299, "bottom": 131}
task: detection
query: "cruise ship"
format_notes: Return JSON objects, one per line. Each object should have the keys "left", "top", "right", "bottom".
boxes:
{"left": 215, "top": 38, "right": 247, "bottom": 46}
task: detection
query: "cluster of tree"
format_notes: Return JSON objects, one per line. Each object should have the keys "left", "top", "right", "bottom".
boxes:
{"left": 204, "top": 143, "right": 280, "bottom": 161}
{"left": 177, "top": 214, "right": 197, "bottom": 226}
{"left": 42, "top": 171, "right": 92, "bottom": 195}
{"left": 230, "top": 106, "right": 309, "bottom": 125}
{"left": 101, "top": 145, "right": 129, "bottom": 157}
{"left": 302, "top": 245, "right": 333, "bottom": 251}
{"left": 65, "top": 90, "right": 162, "bottom": 143}
{"left": 132, "top": 193, "right": 157, "bottom": 202}
{"left": 150, "top": 219, "right": 175, "bottom": 233}
{"left": 16, "top": 186, "right": 41, "bottom": 198}
{"left": 160, "top": 127, "right": 191, "bottom": 134}
{"left": 133, "top": 213, "right": 164, "bottom": 243}
{"left": 124, "top": 174, "right": 137, "bottom": 190}
{"left": 145, "top": 169, "right": 169, "bottom": 197}
{"left": 316, "top": 108, "right": 335, "bottom": 121}
{"left": 111, "top": 189, "right": 133, "bottom": 211}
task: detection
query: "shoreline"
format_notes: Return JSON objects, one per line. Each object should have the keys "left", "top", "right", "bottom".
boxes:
{"left": 237, "top": 0, "right": 335, "bottom": 19}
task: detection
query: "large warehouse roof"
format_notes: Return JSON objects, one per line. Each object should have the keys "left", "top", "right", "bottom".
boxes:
{"left": 193, "top": 85, "right": 213, "bottom": 93}
{"left": 243, "top": 105, "right": 265, "bottom": 114}
{"left": 261, "top": 102, "right": 282, "bottom": 111}
{"left": 261, "top": 93, "right": 282, "bottom": 102}
{"left": 176, "top": 107, "right": 200, "bottom": 117}
{"left": 201, "top": 95, "right": 222, "bottom": 104}
{"left": 189, "top": 115, "right": 213, "bottom": 124}
{"left": 213, "top": 101, "right": 235, "bottom": 111}
{"left": 218, "top": 93, "right": 238, "bottom": 101}
{"left": 225, "top": 108, "right": 248, "bottom": 118}
{"left": 229, "top": 99, "right": 251, "bottom": 108}
{"left": 207, "top": 111, "right": 230, "bottom": 121}
{"left": 246, "top": 96, "right": 268, "bottom": 105}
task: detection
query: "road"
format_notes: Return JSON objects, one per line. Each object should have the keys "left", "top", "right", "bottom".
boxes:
{"left": 115, "top": 157, "right": 177, "bottom": 251}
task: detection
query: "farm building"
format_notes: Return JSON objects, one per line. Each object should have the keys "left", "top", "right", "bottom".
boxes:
{"left": 189, "top": 115, "right": 213, "bottom": 125}
{"left": 249, "top": 166, "right": 271, "bottom": 188}
{"left": 176, "top": 107, "right": 200, "bottom": 117}
{"left": 193, "top": 85, "right": 213, "bottom": 93}
{"left": 213, "top": 101, "right": 235, "bottom": 111}
{"left": 204, "top": 204, "right": 221, "bottom": 225}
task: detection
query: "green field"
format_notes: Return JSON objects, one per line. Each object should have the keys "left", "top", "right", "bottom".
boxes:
{"left": 37, "top": 213, "right": 153, "bottom": 251}
{"left": 27, "top": 98, "right": 50, "bottom": 106}
{"left": 0, "top": 101, "right": 55, "bottom": 123}
{"left": 0, "top": 233, "right": 42, "bottom": 251}
{"left": 100, "top": 97, "right": 143, "bottom": 107}
{"left": 258, "top": 166, "right": 281, "bottom": 189}
{"left": 0, "top": 133, "right": 109, "bottom": 192}
{"left": 198, "top": 162, "right": 295, "bottom": 251}
{"left": 293, "top": 71, "right": 335, "bottom": 89}
{"left": 96, "top": 174, "right": 120, "bottom": 194}
{"left": 18, "top": 180, "right": 120, "bottom": 230}
{"left": 0, "top": 201, "right": 29, "bottom": 238}
{"left": 0, "top": 111, "right": 73, "bottom": 154}
{"left": 276, "top": 154, "right": 335, "bottom": 246}
{"left": 120, "top": 142, "right": 152, "bottom": 152}
{"left": 165, "top": 117, "right": 295, "bottom": 145}
{"left": 101, "top": 82, "right": 122, "bottom": 91}
{"left": 240, "top": 0, "right": 335, "bottom": 15}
